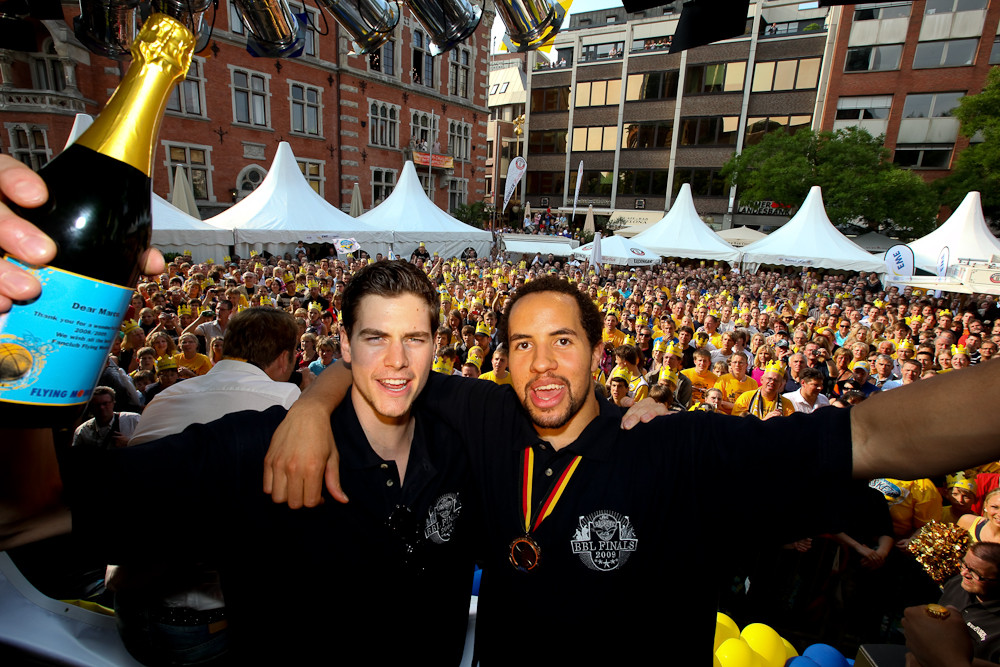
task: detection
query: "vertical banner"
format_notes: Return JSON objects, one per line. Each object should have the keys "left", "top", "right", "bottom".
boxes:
{"left": 571, "top": 160, "right": 584, "bottom": 220}
{"left": 503, "top": 156, "right": 527, "bottom": 213}
{"left": 883, "top": 244, "right": 915, "bottom": 279}
{"left": 590, "top": 231, "right": 603, "bottom": 267}
{"left": 935, "top": 246, "right": 950, "bottom": 299}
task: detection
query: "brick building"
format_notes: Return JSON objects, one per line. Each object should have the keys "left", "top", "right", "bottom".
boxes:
{"left": 820, "top": 0, "right": 1000, "bottom": 180}
{"left": 518, "top": 1, "right": 832, "bottom": 231}
{"left": 0, "top": 0, "right": 493, "bottom": 219}
{"left": 514, "top": 0, "right": 998, "bottom": 232}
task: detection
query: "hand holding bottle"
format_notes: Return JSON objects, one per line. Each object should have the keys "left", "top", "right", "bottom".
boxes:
{"left": 0, "top": 155, "right": 166, "bottom": 313}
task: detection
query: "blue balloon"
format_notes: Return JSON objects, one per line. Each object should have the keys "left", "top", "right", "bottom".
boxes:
{"left": 472, "top": 566, "right": 482, "bottom": 596}
{"left": 802, "top": 644, "right": 849, "bottom": 667}
{"left": 785, "top": 658, "right": 820, "bottom": 667}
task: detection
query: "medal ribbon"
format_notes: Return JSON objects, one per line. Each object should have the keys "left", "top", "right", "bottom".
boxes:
{"left": 519, "top": 446, "right": 583, "bottom": 534}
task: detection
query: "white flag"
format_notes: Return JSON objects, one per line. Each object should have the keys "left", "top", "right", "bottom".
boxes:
{"left": 571, "top": 160, "right": 583, "bottom": 220}
{"left": 503, "top": 156, "right": 527, "bottom": 213}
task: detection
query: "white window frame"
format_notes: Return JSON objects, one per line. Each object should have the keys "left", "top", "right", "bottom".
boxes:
{"left": 368, "top": 99, "right": 401, "bottom": 148}
{"left": 371, "top": 167, "right": 397, "bottom": 204}
{"left": 835, "top": 95, "right": 893, "bottom": 119}
{"left": 410, "top": 109, "right": 438, "bottom": 148}
{"left": 448, "top": 177, "right": 468, "bottom": 211}
{"left": 912, "top": 39, "right": 979, "bottom": 69}
{"left": 163, "top": 141, "right": 215, "bottom": 203}
{"left": 166, "top": 56, "right": 207, "bottom": 118}
{"left": 297, "top": 159, "right": 324, "bottom": 196}
{"left": 5, "top": 123, "right": 51, "bottom": 170}
{"left": 229, "top": 0, "right": 245, "bottom": 35}
{"left": 901, "top": 91, "right": 964, "bottom": 118}
{"left": 229, "top": 65, "right": 271, "bottom": 128}
{"left": 411, "top": 30, "right": 434, "bottom": 87}
{"left": 845, "top": 44, "right": 903, "bottom": 72}
{"left": 286, "top": 1, "right": 319, "bottom": 57}
{"left": 288, "top": 80, "right": 322, "bottom": 137}
{"left": 449, "top": 47, "right": 471, "bottom": 98}
{"left": 30, "top": 39, "right": 65, "bottom": 92}
{"left": 236, "top": 164, "right": 267, "bottom": 200}
{"left": 369, "top": 39, "right": 396, "bottom": 77}
{"left": 448, "top": 120, "right": 472, "bottom": 160}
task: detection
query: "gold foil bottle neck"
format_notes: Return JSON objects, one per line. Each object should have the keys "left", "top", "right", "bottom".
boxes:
{"left": 76, "top": 14, "right": 195, "bottom": 176}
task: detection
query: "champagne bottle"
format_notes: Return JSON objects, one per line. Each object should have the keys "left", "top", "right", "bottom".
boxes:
{"left": 0, "top": 14, "right": 195, "bottom": 427}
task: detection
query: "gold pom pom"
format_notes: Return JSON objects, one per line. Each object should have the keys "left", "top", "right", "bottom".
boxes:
{"left": 908, "top": 521, "right": 970, "bottom": 584}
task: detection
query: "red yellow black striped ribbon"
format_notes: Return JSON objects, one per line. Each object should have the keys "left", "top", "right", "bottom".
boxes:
{"left": 520, "top": 446, "right": 583, "bottom": 534}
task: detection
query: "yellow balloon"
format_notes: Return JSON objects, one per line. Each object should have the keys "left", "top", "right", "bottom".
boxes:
{"left": 782, "top": 637, "right": 799, "bottom": 660}
{"left": 741, "top": 623, "right": 786, "bottom": 667}
{"left": 716, "top": 638, "right": 757, "bottom": 667}
{"left": 714, "top": 655, "right": 723, "bottom": 667}
{"left": 714, "top": 613, "right": 741, "bottom": 652}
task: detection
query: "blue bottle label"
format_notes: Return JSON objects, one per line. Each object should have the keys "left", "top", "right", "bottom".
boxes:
{"left": 0, "top": 259, "right": 133, "bottom": 407}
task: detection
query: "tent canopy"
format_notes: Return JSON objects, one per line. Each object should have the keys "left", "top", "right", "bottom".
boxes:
{"left": 152, "top": 194, "right": 231, "bottom": 265}
{"left": 908, "top": 191, "right": 1000, "bottom": 273}
{"left": 205, "top": 142, "right": 389, "bottom": 258}
{"left": 629, "top": 184, "right": 742, "bottom": 263}
{"left": 717, "top": 226, "right": 766, "bottom": 248}
{"left": 358, "top": 161, "right": 491, "bottom": 260}
{"left": 740, "top": 186, "right": 885, "bottom": 274}
{"left": 851, "top": 231, "right": 897, "bottom": 253}
{"left": 572, "top": 235, "right": 659, "bottom": 266}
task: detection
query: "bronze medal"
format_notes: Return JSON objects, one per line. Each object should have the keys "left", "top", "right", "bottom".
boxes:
{"left": 509, "top": 535, "right": 541, "bottom": 572}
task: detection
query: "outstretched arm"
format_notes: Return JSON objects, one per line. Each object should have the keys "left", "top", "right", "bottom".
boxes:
{"left": 851, "top": 361, "right": 1000, "bottom": 479}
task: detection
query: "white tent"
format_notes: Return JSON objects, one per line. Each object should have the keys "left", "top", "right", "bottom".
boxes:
{"left": 572, "top": 234, "right": 658, "bottom": 266}
{"left": 629, "top": 184, "right": 741, "bottom": 263}
{"left": 358, "top": 161, "right": 491, "bottom": 260}
{"left": 740, "top": 186, "right": 886, "bottom": 274}
{"left": 908, "top": 191, "right": 1000, "bottom": 274}
{"left": 152, "top": 194, "right": 232, "bottom": 264}
{"left": 717, "top": 226, "right": 767, "bottom": 248}
{"left": 205, "top": 142, "right": 390, "bottom": 258}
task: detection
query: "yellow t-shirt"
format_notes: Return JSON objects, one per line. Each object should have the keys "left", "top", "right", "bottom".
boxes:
{"left": 681, "top": 368, "right": 718, "bottom": 404}
{"left": 172, "top": 352, "right": 213, "bottom": 376}
{"left": 879, "top": 478, "right": 943, "bottom": 538}
{"left": 479, "top": 370, "right": 512, "bottom": 385}
{"left": 732, "top": 390, "right": 794, "bottom": 418}
{"left": 714, "top": 374, "right": 759, "bottom": 415}
{"left": 602, "top": 329, "right": 625, "bottom": 348}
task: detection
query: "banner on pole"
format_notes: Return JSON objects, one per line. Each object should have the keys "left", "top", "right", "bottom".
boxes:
{"left": 503, "top": 156, "right": 527, "bottom": 213}
{"left": 571, "top": 160, "right": 583, "bottom": 220}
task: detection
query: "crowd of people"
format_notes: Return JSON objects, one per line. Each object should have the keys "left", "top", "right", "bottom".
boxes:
{"left": 16, "top": 231, "right": 1000, "bottom": 663}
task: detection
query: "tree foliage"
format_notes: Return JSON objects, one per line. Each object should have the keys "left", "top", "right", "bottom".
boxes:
{"left": 720, "top": 127, "right": 938, "bottom": 236}
{"left": 936, "top": 67, "right": 1000, "bottom": 222}
{"left": 452, "top": 201, "right": 489, "bottom": 228}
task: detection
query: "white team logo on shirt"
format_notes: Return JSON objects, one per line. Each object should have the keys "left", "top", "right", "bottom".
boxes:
{"left": 424, "top": 492, "right": 461, "bottom": 544}
{"left": 570, "top": 511, "right": 638, "bottom": 571}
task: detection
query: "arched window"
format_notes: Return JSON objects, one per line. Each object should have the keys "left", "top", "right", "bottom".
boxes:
{"left": 32, "top": 39, "right": 65, "bottom": 92}
{"left": 237, "top": 165, "right": 267, "bottom": 200}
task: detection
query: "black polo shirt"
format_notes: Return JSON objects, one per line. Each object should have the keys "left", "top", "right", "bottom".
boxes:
{"left": 939, "top": 575, "right": 1000, "bottom": 662}
{"left": 68, "top": 401, "right": 476, "bottom": 665}
{"left": 419, "top": 372, "right": 854, "bottom": 665}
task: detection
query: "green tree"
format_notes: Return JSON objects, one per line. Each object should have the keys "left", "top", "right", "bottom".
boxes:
{"left": 720, "top": 126, "right": 938, "bottom": 235}
{"left": 452, "top": 201, "right": 489, "bottom": 228}
{"left": 936, "top": 67, "right": 1000, "bottom": 222}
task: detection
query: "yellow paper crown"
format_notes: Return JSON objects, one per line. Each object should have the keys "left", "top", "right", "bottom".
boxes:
{"left": 952, "top": 344, "right": 968, "bottom": 357}
{"left": 178, "top": 304, "right": 192, "bottom": 316}
{"left": 898, "top": 339, "right": 914, "bottom": 350}
{"left": 658, "top": 368, "right": 679, "bottom": 386}
{"left": 432, "top": 355, "right": 454, "bottom": 375}
{"left": 664, "top": 342, "right": 683, "bottom": 358}
{"left": 610, "top": 366, "right": 630, "bottom": 383}
{"left": 122, "top": 320, "right": 139, "bottom": 335}
{"left": 653, "top": 339, "right": 667, "bottom": 353}
{"left": 764, "top": 360, "right": 786, "bottom": 375}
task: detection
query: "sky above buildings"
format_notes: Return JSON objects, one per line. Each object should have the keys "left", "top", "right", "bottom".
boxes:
{"left": 489, "top": 0, "right": 622, "bottom": 54}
